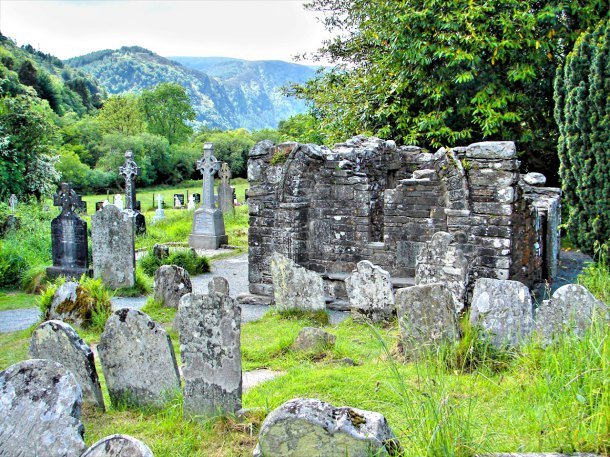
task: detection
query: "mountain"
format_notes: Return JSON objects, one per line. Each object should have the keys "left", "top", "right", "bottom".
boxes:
{"left": 66, "top": 47, "right": 317, "bottom": 130}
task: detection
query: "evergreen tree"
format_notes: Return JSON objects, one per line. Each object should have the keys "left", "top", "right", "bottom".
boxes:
{"left": 554, "top": 17, "right": 610, "bottom": 252}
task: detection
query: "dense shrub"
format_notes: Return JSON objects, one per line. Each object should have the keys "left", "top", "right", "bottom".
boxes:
{"left": 555, "top": 18, "right": 610, "bottom": 252}
{"left": 139, "top": 248, "right": 210, "bottom": 277}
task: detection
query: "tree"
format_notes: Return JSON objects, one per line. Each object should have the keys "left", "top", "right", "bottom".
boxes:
{"left": 140, "top": 83, "right": 195, "bottom": 144}
{"left": 554, "top": 17, "right": 610, "bottom": 252}
{"left": 193, "top": 128, "right": 254, "bottom": 177}
{"left": 295, "top": 0, "right": 608, "bottom": 181}
{"left": 97, "top": 94, "right": 145, "bottom": 135}
{"left": 0, "top": 94, "right": 60, "bottom": 200}
{"left": 278, "top": 113, "right": 326, "bottom": 144}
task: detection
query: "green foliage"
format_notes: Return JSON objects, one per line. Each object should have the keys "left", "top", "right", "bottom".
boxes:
{"left": 138, "top": 248, "right": 210, "bottom": 277}
{"left": 193, "top": 128, "right": 254, "bottom": 177}
{"left": 98, "top": 94, "right": 145, "bottom": 135}
{"left": 140, "top": 83, "right": 195, "bottom": 144}
{"left": 296, "top": 0, "right": 609, "bottom": 178}
{"left": 555, "top": 18, "right": 610, "bottom": 252}
{"left": 38, "top": 276, "right": 65, "bottom": 315}
{"left": 269, "top": 150, "right": 289, "bottom": 166}
{"left": 578, "top": 240, "right": 610, "bottom": 304}
{"left": 277, "top": 113, "right": 326, "bottom": 145}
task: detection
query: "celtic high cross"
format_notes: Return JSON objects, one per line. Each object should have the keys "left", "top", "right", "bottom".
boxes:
{"left": 119, "top": 150, "right": 141, "bottom": 211}
{"left": 196, "top": 143, "right": 220, "bottom": 209}
{"left": 53, "top": 182, "right": 84, "bottom": 216}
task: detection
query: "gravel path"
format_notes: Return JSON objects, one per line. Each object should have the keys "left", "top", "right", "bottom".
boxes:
{"left": 1, "top": 249, "right": 591, "bottom": 334}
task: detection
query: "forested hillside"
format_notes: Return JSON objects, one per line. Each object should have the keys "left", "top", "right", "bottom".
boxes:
{"left": 67, "top": 47, "right": 314, "bottom": 130}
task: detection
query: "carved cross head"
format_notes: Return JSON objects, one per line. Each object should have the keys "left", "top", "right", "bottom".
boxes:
{"left": 196, "top": 143, "right": 220, "bottom": 176}
{"left": 218, "top": 162, "right": 231, "bottom": 184}
{"left": 119, "top": 150, "right": 141, "bottom": 181}
{"left": 53, "top": 183, "right": 84, "bottom": 215}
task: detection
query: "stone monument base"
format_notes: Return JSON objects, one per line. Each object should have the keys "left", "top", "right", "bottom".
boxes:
{"left": 46, "top": 266, "right": 91, "bottom": 280}
{"left": 188, "top": 233, "right": 228, "bottom": 250}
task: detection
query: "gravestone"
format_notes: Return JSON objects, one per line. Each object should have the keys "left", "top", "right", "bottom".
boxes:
{"left": 46, "top": 182, "right": 89, "bottom": 279}
{"left": 189, "top": 143, "right": 228, "bottom": 249}
{"left": 30, "top": 320, "right": 105, "bottom": 409}
{"left": 8, "top": 193, "right": 17, "bottom": 211}
{"left": 91, "top": 204, "right": 136, "bottom": 289}
{"left": 535, "top": 284, "right": 608, "bottom": 345}
{"left": 174, "top": 193, "right": 185, "bottom": 208}
{"left": 345, "top": 260, "right": 395, "bottom": 322}
{"left": 193, "top": 193, "right": 201, "bottom": 204}
{"left": 291, "top": 327, "right": 336, "bottom": 352}
{"left": 187, "top": 194, "right": 196, "bottom": 210}
{"left": 395, "top": 283, "right": 459, "bottom": 347}
{"left": 178, "top": 292, "right": 242, "bottom": 419}
{"left": 218, "top": 162, "right": 235, "bottom": 215}
{"left": 98, "top": 308, "right": 181, "bottom": 407}
{"left": 1, "top": 194, "right": 20, "bottom": 235}
{"left": 45, "top": 280, "right": 98, "bottom": 328}
{"left": 153, "top": 264, "right": 192, "bottom": 308}
{"left": 208, "top": 276, "right": 230, "bottom": 296}
{"left": 95, "top": 201, "right": 104, "bottom": 211}
{"left": 81, "top": 435, "right": 154, "bottom": 457}
{"left": 254, "top": 398, "right": 401, "bottom": 457}
{"left": 470, "top": 278, "right": 534, "bottom": 347}
{"left": 0, "top": 359, "right": 86, "bottom": 457}
{"left": 113, "top": 194, "right": 124, "bottom": 210}
{"left": 153, "top": 193, "right": 167, "bottom": 222}
{"left": 271, "top": 253, "right": 325, "bottom": 311}
{"left": 119, "top": 150, "right": 146, "bottom": 235}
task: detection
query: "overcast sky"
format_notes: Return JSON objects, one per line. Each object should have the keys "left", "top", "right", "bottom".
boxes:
{"left": 0, "top": 0, "right": 331, "bottom": 64}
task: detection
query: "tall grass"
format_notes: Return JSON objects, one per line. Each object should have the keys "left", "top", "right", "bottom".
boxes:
{"left": 578, "top": 240, "right": 610, "bottom": 304}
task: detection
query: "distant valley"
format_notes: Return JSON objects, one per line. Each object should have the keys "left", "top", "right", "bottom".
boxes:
{"left": 66, "top": 47, "right": 317, "bottom": 130}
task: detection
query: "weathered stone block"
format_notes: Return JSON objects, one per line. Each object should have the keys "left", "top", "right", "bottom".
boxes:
{"left": 46, "top": 281, "right": 96, "bottom": 328}
{"left": 470, "top": 278, "right": 534, "bottom": 347}
{"left": 98, "top": 308, "right": 181, "bottom": 407}
{"left": 291, "top": 327, "right": 336, "bottom": 352}
{"left": 0, "top": 359, "right": 86, "bottom": 457}
{"left": 208, "top": 276, "right": 230, "bottom": 295}
{"left": 153, "top": 264, "right": 192, "bottom": 308}
{"left": 30, "top": 320, "right": 105, "bottom": 410}
{"left": 178, "top": 292, "right": 242, "bottom": 419}
{"left": 346, "top": 260, "right": 395, "bottom": 322}
{"left": 271, "top": 253, "right": 325, "bottom": 311}
{"left": 254, "top": 398, "right": 401, "bottom": 457}
{"left": 81, "top": 435, "right": 154, "bottom": 457}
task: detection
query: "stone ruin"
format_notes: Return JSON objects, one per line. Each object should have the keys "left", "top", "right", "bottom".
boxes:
{"left": 247, "top": 136, "right": 561, "bottom": 309}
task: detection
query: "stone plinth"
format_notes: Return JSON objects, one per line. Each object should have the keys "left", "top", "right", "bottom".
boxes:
{"left": 189, "top": 207, "right": 228, "bottom": 249}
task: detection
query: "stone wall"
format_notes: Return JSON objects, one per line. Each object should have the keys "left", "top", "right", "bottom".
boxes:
{"left": 247, "top": 136, "right": 561, "bottom": 306}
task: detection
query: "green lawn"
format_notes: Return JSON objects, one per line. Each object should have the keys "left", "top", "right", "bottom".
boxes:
{"left": 0, "top": 290, "right": 38, "bottom": 311}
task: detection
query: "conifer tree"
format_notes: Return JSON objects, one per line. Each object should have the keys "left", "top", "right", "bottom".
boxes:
{"left": 554, "top": 18, "right": 610, "bottom": 252}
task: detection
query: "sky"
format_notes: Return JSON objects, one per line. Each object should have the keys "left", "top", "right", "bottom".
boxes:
{"left": 0, "top": 0, "right": 332, "bottom": 64}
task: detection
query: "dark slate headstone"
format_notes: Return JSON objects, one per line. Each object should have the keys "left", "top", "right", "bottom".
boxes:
{"left": 135, "top": 200, "right": 141, "bottom": 211}
{"left": 0, "top": 359, "right": 86, "bottom": 457}
{"left": 193, "top": 193, "right": 201, "bottom": 204}
{"left": 134, "top": 211, "right": 146, "bottom": 235}
{"left": 95, "top": 201, "right": 104, "bottom": 212}
{"left": 47, "top": 182, "right": 89, "bottom": 280}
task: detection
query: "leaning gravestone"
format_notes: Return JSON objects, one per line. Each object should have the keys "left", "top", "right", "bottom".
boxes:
{"left": 346, "top": 260, "right": 395, "bottom": 322}
{"left": 0, "top": 359, "right": 86, "bottom": 457}
{"left": 395, "top": 283, "right": 459, "bottom": 347}
{"left": 45, "top": 280, "right": 97, "bottom": 328}
{"left": 271, "top": 253, "right": 325, "bottom": 311}
{"left": 81, "top": 434, "right": 154, "bottom": 457}
{"left": 189, "top": 143, "right": 228, "bottom": 249}
{"left": 29, "top": 320, "right": 105, "bottom": 410}
{"left": 98, "top": 308, "right": 181, "bottom": 407}
{"left": 253, "top": 398, "right": 401, "bottom": 457}
{"left": 208, "top": 276, "right": 230, "bottom": 296}
{"left": 218, "top": 162, "right": 235, "bottom": 215}
{"left": 119, "top": 150, "right": 146, "bottom": 235}
{"left": 153, "top": 264, "right": 192, "bottom": 308}
{"left": 535, "top": 284, "right": 608, "bottom": 345}
{"left": 46, "top": 182, "right": 89, "bottom": 279}
{"left": 470, "top": 278, "right": 534, "bottom": 347}
{"left": 91, "top": 204, "right": 136, "bottom": 289}
{"left": 178, "top": 292, "right": 242, "bottom": 419}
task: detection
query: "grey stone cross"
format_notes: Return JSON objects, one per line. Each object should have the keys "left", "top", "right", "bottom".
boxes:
{"left": 196, "top": 143, "right": 220, "bottom": 209}
{"left": 53, "top": 183, "right": 84, "bottom": 215}
{"left": 119, "top": 150, "right": 141, "bottom": 211}
{"left": 218, "top": 162, "right": 231, "bottom": 185}
{"left": 8, "top": 194, "right": 17, "bottom": 213}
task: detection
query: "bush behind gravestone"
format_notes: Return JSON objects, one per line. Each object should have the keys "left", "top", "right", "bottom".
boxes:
{"left": 139, "top": 248, "right": 210, "bottom": 277}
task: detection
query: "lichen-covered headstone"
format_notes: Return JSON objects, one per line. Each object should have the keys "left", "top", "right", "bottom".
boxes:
{"left": 153, "top": 265, "right": 192, "bottom": 308}
{"left": 29, "top": 320, "right": 105, "bottom": 410}
{"left": 91, "top": 203, "right": 136, "bottom": 289}
{"left": 396, "top": 283, "right": 459, "bottom": 347}
{"left": 0, "top": 359, "right": 86, "bottom": 457}
{"left": 345, "top": 260, "right": 394, "bottom": 322}
{"left": 470, "top": 278, "right": 534, "bottom": 347}
{"left": 416, "top": 231, "right": 468, "bottom": 312}
{"left": 46, "top": 280, "right": 96, "bottom": 328}
{"left": 208, "top": 276, "right": 230, "bottom": 296}
{"left": 535, "top": 284, "right": 608, "bottom": 345}
{"left": 98, "top": 308, "right": 181, "bottom": 407}
{"left": 218, "top": 162, "right": 235, "bottom": 215}
{"left": 291, "top": 327, "right": 336, "bottom": 352}
{"left": 81, "top": 434, "right": 154, "bottom": 457}
{"left": 271, "top": 253, "right": 325, "bottom": 311}
{"left": 178, "top": 292, "right": 242, "bottom": 419}
{"left": 253, "top": 398, "right": 401, "bottom": 457}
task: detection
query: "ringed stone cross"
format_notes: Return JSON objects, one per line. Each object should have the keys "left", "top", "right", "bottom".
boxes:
{"left": 53, "top": 183, "right": 84, "bottom": 215}
{"left": 119, "top": 150, "right": 141, "bottom": 211}
{"left": 196, "top": 143, "right": 220, "bottom": 209}
{"left": 219, "top": 162, "right": 231, "bottom": 185}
